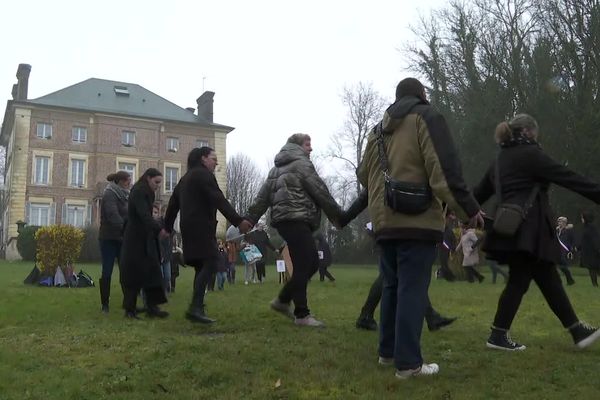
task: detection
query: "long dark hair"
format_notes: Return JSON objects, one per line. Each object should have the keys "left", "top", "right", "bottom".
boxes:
{"left": 137, "top": 167, "right": 162, "bottom": 184}
{"left": 187, "top": 147, "right": 214, "bottom": 170}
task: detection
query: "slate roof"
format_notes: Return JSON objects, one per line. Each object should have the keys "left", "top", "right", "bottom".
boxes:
{"left": 27, "top": 78, "right": 231, "bottom": 129}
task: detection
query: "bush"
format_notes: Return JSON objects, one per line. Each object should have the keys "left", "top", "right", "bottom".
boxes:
{"left": 35, "top": 225, "right": 85, "bottom": 275}
{"left": 17, "top": 226, "right": 40, "bottom": 261}
{"left": 79, "top": 226, "right": 101, "bottom": 263}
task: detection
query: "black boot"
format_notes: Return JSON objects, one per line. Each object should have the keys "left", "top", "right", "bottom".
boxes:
{"left": 147, "top": 305, "right": 169, "bottom": 319}
{"left": 99, "top": 278, "right": 110, "bottom": 313}
{"left": 186, "top": 305, "right": 215, "bottom": 324}
{"left": 425, "top": 307, "right": 457, "bottom": 331}
{"left": 356, "top": 315, "right": 378, "bottom": 331}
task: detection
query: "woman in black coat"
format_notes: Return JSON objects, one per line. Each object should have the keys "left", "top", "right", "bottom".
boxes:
{"left": 120, "top": 168, "right": 169, "bottom": 319}
{"left": 579, "top": 211, "right": 600, "bottom": 287}
{"left": 474, "top": 114, "right": 600, "bottom": 351}
{"left": 98, "top": 171, "right": 130, "bottom": 313}
{"left": 164, "top": 147, "right": 251, "bottom": 324}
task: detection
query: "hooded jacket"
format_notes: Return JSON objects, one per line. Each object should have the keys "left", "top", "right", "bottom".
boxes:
{"left": 247, "top": 142, "right": 341, "bottom": 230}
{"left": 357, "top": 95, "right": 479, "bottom": 242}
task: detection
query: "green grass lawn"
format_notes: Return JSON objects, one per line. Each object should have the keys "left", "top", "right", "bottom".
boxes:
{"left": 0, "top": 261, "right": 599, "bottom": 400}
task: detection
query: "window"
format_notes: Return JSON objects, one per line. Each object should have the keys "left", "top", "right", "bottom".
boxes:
{"left": 28, "top": 203, "right": 51, "bottom": 226}
{"left": 70, "top": 159, "right": 86, "bottom": 187}
{"left": 122, "top": 130, "right": 135, "bottom": 147}
{"left": 118, "top": 162, "right": 136, "bottom": 182}
{"left": 165, "top": 166, "right": 179, "bottom": 193}
{"left": 34, "top": 156, "right": 50, "bottom": 185}
{"left": 166, "top": 137, "right": 179, "bottom": 152}
{"left": 196, "top": 139, "right": 209, "bottom": 148}
{"left": 64, "top": 204, "right": 88, "bottom": 228}
{"left": 72, "top": 127, "right": 87, "bottom": 143}
{"left": 114, "top": 85, "right": 130, "bottom": 96}
{"left": 36, "top": 123, "right": 52, "bottom": 139}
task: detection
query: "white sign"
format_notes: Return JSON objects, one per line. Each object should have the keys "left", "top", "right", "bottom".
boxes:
{"left": 276, "top": 260, "right": 286, "bottom": 273}
{"left": 318, "top": 251, "right": 324, "bottom": 260}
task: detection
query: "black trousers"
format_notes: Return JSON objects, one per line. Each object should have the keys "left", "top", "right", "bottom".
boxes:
{"left": 122, "top": 285, "right": 166, "bottom": 313}
{"left": 189, "top": 258, "right": 218, "bottom": 309}
{"left": 275, "top": 221, "right": 319, "bottom": 318}
{"left": 256, "top": 260, "right": 266, "bottom": 281}
{"left": 438, "top": 249, "right": 456, "bottom": 281}
{"left": 319, "top": 265, "right": 335, "bottom": 281}
{"left": 558, "top": 264, "right": 575, "bottom": 284}
{"left": 493, "top": 255, "right": 578, "bottom": 330}
{"left": 359, "top": 272, "right": 444, "bottom": 325}
{"left": 588, "top": 269, "right": 599, "bottom": 287}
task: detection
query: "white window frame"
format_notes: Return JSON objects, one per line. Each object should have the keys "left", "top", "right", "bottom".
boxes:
{"left": 26, "top": 197, "right": 55, "bottom": 226}
{"left": 196, "top": 139, "right": 209, "bottom": 148}
{"left": 68, "top": 154, "right": 88, "bottom": 188}
{"left": 166, "top": 137, "right": 179, "bottom": 152}
{"left": 122, "top": 130, "right": 135, "bottom": 147}
{"left": 116, "top": 157, "right": 139, "bottom": 182}
{"left": 164, "top": 162, "right": 181, "bottom": 193}
{"left": 36, "top": 123, "right": 52, "bottom": 139}
{"left": 31, "top": 151, "right": 54, "bottom": 186}
{"left": 62, "top": 199, "right": 89, "bottom": 228}
{"left": 72, "top": 126, "right": 87, "bottom": 143}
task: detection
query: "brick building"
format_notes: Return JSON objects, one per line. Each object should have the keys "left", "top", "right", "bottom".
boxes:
{"left": 1, "top": 64, "right": 234, "bottom": 260}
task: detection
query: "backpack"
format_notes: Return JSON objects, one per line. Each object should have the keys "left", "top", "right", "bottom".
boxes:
{"left": 24, "top": 265, "right": 41, "bottom": 285}
{"left": 76, "top": 270, "right": 95, "bottom": 287}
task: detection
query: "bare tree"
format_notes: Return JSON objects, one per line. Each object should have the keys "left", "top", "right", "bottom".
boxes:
{"left": 329, "top": 82, "right": 386, "bottom": 197}
{"left": 226, "top": 153, "right": 264, "bottom": 215}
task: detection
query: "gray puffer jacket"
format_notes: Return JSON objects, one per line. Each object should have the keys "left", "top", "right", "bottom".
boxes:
{"left": 247, "top": 143, "right": 341, "bottom": 231}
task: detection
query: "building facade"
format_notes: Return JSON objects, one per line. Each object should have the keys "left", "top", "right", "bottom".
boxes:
{"left": 1, "top": 64, "right": 233, "bottom": 260}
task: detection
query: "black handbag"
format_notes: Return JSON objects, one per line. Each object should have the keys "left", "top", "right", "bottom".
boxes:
{"left": 492, "top": 156, "right": 540, "bottom": 236}
{"left": 375, "top": 122, "right": 432, "bottom": 214}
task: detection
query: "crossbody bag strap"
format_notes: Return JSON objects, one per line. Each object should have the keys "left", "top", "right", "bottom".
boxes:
{"left": 375, "top": 122, "right": 390, "bottom": 179}
{"left": 494, "top": 153, "right": 503, "bottom": 203}
{"left": 522, "top": 184, "right": 541, "bottom": 217}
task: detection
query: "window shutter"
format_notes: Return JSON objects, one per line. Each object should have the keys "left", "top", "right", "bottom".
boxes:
{"left": 25, "top": 201, "right": 30, "bottom": 224}
{"left": 50, "top": 203, "right": 56, "bottom": 225}
{"left": 62, "top": 203, "right": 67, "bottom": 225}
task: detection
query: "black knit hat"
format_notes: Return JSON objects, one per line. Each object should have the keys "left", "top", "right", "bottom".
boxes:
{"left": 396, "top": 78, "right": 425, "bottom": 101}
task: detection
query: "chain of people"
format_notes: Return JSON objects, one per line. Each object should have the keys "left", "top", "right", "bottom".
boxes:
{"left": 97, "top": 77, "right": 600, "bottom": 380}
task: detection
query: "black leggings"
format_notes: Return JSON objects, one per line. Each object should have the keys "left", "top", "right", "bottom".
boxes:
{"left": 275, "top": 221, "right": 320, "bottom": 318}
{"left": 493, "top": 255, "right": 578, "bottom": 330}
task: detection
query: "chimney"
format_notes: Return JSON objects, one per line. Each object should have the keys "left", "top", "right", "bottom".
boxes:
{"left": 196, "top": 91, "right": 214, "bottom": 123}
{"left": 185, "top": 107, "right": 195, "bottom": 113}
{"left": 15, "top": 64, "right": 32, "bottom": 101}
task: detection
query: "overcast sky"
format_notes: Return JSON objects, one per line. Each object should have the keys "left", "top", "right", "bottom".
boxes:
{"left": 1, "top": 0, "right": 444, "bottom": 172}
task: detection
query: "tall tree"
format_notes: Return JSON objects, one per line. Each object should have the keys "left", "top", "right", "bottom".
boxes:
{"left": 226, "top": 153, "right": 264, "bottom": 216}
{"left": 329, "top": 82, "right": 386, "bottom": 197}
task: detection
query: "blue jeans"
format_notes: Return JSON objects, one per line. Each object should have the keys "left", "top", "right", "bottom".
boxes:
{"left": 216, "top": 271, "right": 227, "bottom": 290}
{"left": 161, "top": 260, "right": 171, "bottom": 292}
{"left": 99, "top": 240, "right": 122, "bottom": 281}
{"left": 379, "top": 240, "right": 437, "bottom": 370}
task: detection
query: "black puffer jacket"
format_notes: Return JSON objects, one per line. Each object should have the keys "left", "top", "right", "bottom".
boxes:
{"left": 247, "top": 143, "right": 341, "bottom": 231}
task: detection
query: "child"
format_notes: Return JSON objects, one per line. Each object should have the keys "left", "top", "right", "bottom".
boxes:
{"left": 216, "top": 240, "right": 229, "bottom": 290}
{"left": 456, "top": 223, "right": 485, "bottom": 283}
{"left": 153, "top": 204, "right": 172, "bottom": 293}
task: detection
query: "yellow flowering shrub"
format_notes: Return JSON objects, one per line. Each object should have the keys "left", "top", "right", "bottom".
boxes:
{"left": 35, "top": 225, "right": 85, "bottom": 275}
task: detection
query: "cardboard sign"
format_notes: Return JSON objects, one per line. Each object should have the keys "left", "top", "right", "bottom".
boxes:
{"left": 276, "top": 260, "right": 286, "bottom": 273}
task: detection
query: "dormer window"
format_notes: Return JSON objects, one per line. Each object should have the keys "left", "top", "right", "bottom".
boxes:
{"left": 114, "top": 86, "right": 130, "bottom": 96}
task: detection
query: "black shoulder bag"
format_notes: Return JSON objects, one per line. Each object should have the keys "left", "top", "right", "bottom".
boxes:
{"left": 375, "top": 122, "right": 433, "bottom": 214}
{"left": 492, "top": 156, "right": 540, "bottom": 236}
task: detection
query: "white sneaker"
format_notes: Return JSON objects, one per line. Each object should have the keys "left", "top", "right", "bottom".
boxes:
{"left": 378, "top": 357, "right": 394, "bottom": 366}
{"left": 270, "top": 298, "right": 294, "bottom": 319}
{"left": 395, "top": 363, "right": 440, "bottom": 379}
{"left": 294, "top": 315, "right": 325, "bottom": 327}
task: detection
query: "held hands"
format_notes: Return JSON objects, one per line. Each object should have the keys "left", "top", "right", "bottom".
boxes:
{"left": 468, "top": 210, "right": 486, "bottom": 230}
{"left": 238, "top": 219, "right": 254, "bottom": 234}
